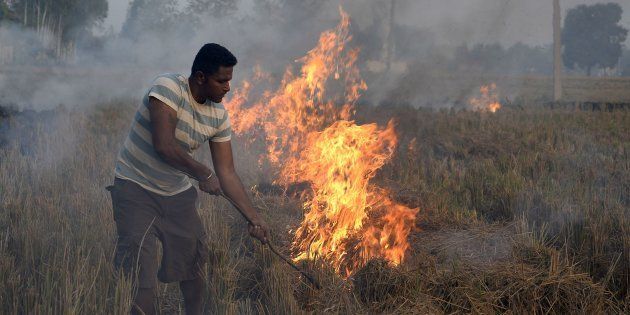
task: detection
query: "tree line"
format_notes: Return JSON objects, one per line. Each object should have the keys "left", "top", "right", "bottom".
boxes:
{"left": 452, "top": 3, "right": 628, "bottom": 76}
{"left": 0, "top": 0, "right": 107, "bottom": 41}
{"left": 0, "top": 0, "right": 628, "bottom": 76}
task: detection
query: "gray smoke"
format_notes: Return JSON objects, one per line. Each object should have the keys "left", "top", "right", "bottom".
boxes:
{"left": 0, "top": 0, "right": 628, "bottom": 109}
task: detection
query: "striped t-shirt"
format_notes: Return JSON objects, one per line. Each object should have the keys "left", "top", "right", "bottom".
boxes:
{"left": 114, "top": 73, "right": 232, "bottom": 196}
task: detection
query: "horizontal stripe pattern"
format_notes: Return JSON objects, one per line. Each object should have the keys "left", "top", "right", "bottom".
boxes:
{"left": 114, "top": 73, "right": 232, "bottom": 196}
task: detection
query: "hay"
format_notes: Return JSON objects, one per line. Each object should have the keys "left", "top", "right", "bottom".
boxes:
{"left": 429, "top": 261, "right": 619, "bottom": 314}
{"left": 293, "top": 261, "right": 363, "bottom": 314}
{"left": 352, "top": 259, "right": 425, "bottom": 313}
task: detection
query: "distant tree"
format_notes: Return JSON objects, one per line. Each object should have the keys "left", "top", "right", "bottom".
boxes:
{"left": 253, "top": 0, "right": 330, "bottom": 25}
{"left": 562, "top": 3, "right": 628, "bottom": 76}
{"left": 453, "top": 43, "right": 506, "bottom": 73}
{"left": 353, "top": 19, "right": 435, "bottom": 63}
{"left": 186, "top": 0, "right": 238, "bottom": 20}
{"left": 452, "top": 42, "right": 554, "bottom": 75}
{"left": 620, "top": 48, "right": 630, "bottom": 76}
{"left": 122, "top": 0, "right": 239, "bottom": 39}
{"left": 12, "top": 0, "right": 108, "bottom": 41}
{"left": 0, "top": 1, "right": 18, "bottom": 23}
{"left": 121, "top": 0, "right": 181, "bottom": 39}
{"left": 504, "top": 43, "right": 553, "bottom": 75}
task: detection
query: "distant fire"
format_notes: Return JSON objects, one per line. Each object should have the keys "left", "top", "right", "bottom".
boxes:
{"left": 224, "top": 8, "right": 418, "bottom": 275}
{"left": 468, "top": 83, "right": 502, "bottom": 113}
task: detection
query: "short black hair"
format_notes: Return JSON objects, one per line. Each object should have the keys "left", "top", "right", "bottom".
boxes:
{"left": 191, "top": 43, "right": 237, "bottom": 76}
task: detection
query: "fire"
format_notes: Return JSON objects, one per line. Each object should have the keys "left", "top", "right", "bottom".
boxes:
{"left": 468, "top": 83, "right": 502, "bottom": 113}
{"left": 225, "top": 9, "right": 362, "bottom": 164}
{"left": 224, "top": 65, "right": 273, "bottom": 136}
{"left": 287, "top": 120, "right": 418, "bottom": 274}
{"left": 224, "top": 8, "right": 418, "bottom": 275}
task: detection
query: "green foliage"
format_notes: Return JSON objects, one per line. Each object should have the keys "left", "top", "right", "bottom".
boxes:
{"left": 121, "top": 0, "right": 181, "bottom": 39}
{"left": 0, "top": 1, "right": 18, "bottom": 23}
{"left": 186, "top": 0, "right": 238, "bottom": 20}
{"left": 562, "top": 3, "right": 629, "bottom": 76}
{"left": 121, "top": 0, "right": 240, "bottom": 39}
{"left": 12, "top": 0, "right": 107, "bottom": 41}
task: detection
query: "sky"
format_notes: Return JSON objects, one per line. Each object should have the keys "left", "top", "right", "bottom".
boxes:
{"left": 104, "top": 0, "right": 630, "bottom": 46}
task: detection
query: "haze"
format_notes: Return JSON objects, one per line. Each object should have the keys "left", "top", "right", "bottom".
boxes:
{"left": 105, "top": 0, "right": 630, "bottom": 46}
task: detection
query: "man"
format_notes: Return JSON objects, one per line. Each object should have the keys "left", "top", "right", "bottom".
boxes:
{"left": 108, "top": 43, "right": 270, "bottom": 315}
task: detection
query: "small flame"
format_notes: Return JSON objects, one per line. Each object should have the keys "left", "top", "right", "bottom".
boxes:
{"left": 468, "top": 83, "right": 502, "bottom": 113}
{"left": 225, "top": 7, "right": 418, "bottom": 276}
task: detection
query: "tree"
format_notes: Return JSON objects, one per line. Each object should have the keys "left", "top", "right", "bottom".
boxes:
{"left": 620, "top": 48, "right": 630, "bottom": 76}
{"left": 453, "top": 43, "right": 506, "bottom": 73}
{"left": 12, "top": 0, "right": 108, "bottom": 41}
{"left": 121, "top": 0, "right": 181, "bottom": 39}
{"left": 121, "top": 0, "right": 239, "bottom": 40}
{"left": 0, "top": 1, "right": 18, "bottom": 23}
{"left": 562, "top": 3, "right": 628, "bottom": 76}
{"left": 253, "top": 0, "right": 330, "bottom": 26}
{"left": 186, "top": 0, "right": 238, "bottom": 20}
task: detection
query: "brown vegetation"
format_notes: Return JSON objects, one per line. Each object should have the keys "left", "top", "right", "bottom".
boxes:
{"left": 0, "top": 101, "right": 628, "bottom": 313}
{"left": 387, "top": 72, "right": 630, "bottom": 107}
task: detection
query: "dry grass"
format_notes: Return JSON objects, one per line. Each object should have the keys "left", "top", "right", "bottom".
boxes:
{"left": 386, "top": 72, "right": 630, "bottom": 107}
{"left": 0, "top": 101, "right": 628, "bottom": 314}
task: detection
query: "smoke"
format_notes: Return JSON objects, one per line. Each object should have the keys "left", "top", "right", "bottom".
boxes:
{"left": 0, "top": 1, "right": 345, "bottom": 109}
{"left": 1, "top": 0, "right": 628, "bottom": 110}
{"left": 0, "top": 1, "right": 452, "bottom": 109}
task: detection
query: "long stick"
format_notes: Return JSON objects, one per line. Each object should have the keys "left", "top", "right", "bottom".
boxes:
{"left": 219, "top": 192, "right": 321, "bottom": 289}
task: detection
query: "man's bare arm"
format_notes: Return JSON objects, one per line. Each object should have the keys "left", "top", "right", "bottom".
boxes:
{"left": 149, "top": 97, "right": 212, "bottom": 181}
{"left": 210, "top": 140, "right": 269, "bottom": 240}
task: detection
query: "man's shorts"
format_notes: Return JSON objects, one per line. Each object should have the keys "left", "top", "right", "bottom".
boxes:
{"left": 107, "top": 177, "right": 208, "bottom": 289}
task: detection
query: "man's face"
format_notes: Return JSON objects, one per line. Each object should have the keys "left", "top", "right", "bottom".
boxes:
{"left": 203, "top": 66, "right": 233, "bottom": 103}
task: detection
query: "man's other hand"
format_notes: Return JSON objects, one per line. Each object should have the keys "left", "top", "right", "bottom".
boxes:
{"left": 199, "top": 174, "right": 222, "bottom": 195}
{"left": 248, "top": 218, "right": 270, "bottom": 244}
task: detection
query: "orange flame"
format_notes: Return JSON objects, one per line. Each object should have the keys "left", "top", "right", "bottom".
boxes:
{"left": 468, "top": 83, "right": 502, "bottom": 113}
{"left": 225, "top": 9, "right": 363, "bottom": 164}
{"left": 224, "top": 65, "right": 273, "bottom": 135}
{"left": 287, "top": 120, "right": 418, "bottom": 274}
{"left": 225, "top": 7, "right": 418, "bottom": 275}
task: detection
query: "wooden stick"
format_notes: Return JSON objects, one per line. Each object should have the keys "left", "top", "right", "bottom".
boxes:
{"left": 219, "top": 192, "right": 322, "bottom": 289}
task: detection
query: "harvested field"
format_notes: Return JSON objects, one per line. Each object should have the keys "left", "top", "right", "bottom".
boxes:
{"left": 0, "top": 103, "right": 628, "bottom": 314}
{"left": 387, "top": 71, "right": 630, "bottom": 108}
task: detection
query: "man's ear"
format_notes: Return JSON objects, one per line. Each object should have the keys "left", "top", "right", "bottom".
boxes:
{"left": 193, "top": 71, "right": 206, "bottom": 85}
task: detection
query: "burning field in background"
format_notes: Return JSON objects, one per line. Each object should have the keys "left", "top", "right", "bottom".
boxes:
{"left": 468, "top": 83, "right": 502, "bottom": 113}
{"left": 225, "top": 8, "right": 418, "bottom": 276}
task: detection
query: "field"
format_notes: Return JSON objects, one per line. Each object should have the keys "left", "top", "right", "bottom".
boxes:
{"left": 384, "top": 72, "right": 630, "bottom": 108}
{"left": 0, "top": 100, "right": 628, "bottom": 314}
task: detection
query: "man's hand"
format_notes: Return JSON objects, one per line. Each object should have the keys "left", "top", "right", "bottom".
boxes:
{"left": 198, "top": 173, "right": 222, "bottom": 195}
{"left": 248, "top": 217, "right": 270, "bottom": 244}
{"left": 208, "top": 141, "right": 270, "bottom": 244}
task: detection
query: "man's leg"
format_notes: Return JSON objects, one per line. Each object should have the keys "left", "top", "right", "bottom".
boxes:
{"left": 132, "top": 288, "right": 155, "bottom": 315}
{"left": 180, "top": 277, "right": 205, "bottom": 315}
{"left": 109, "top": 179, "right": 161, "bottom": 315}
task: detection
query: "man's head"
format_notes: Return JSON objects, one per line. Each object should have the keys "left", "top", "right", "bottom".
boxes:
{"left": 190, "top": 43, "right": 237, "bottom": 103}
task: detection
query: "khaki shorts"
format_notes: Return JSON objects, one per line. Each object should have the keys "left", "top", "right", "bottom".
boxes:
{"left": 107, "top": 178, "right": 208, "bottom": 288}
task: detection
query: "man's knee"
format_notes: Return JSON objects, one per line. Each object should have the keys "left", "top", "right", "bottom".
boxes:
{"left": 114, "top": 235, "right": 159, "bottom": 289}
